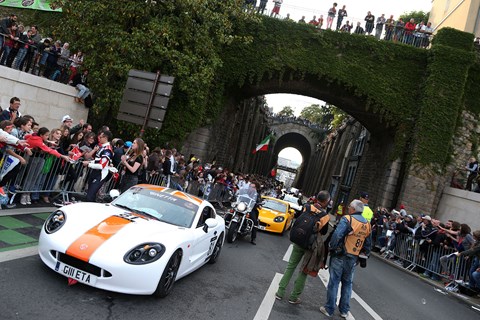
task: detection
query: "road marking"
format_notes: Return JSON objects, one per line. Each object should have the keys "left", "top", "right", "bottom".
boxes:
{"left": 283, "top": 244, "right": 293, "bottom": 261}
{"left": 0, "top": 246, "right": 38, "bottom": 263}
{"left": 253, "top": 272, "right": 282, "bottom": 320}
{"left": 318, "top": 269, "right": 384, "bottom": 320}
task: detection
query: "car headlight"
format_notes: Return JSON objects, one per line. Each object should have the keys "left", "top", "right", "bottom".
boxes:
{"left": 124, "top": 243, "right": 165, "bottom": 265}
{"left": 274, "top": 216, "right": 285, "bottom": 223}
{"left": 44, "top": 210, "right": 66, "bottom": 234}
{"left": 236, "top": 202, "right": 247, "bottom": 213}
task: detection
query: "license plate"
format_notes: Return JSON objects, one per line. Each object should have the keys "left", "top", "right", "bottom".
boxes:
{"left": 55, "top": 261, "right": 97, "bottom": 285}
{"left": 257, "top": 226, "right": 266, "bottom": 230}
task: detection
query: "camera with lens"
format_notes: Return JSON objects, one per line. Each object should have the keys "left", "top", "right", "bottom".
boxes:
{"left": 358, "top": 253, "right": 368, "bottom": 268}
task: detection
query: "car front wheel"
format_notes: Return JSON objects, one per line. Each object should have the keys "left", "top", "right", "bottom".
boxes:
{"left": 154, "top": 250, "right": 182, "bottom": 298}
{"left": 208, "top": 233, "right": 224, "bottom": 264}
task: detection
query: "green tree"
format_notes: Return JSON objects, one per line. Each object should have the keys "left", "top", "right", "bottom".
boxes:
{"left": 300, "top": 103, "right": 336, "bottom": 126}
{"left": 399, "top": 10, "right": 430, "bottom": 24}
{"left": 48, "top": 0, "right": 257, "bottom": 147}
{"left": 331, "top": 108, "right": 348, "bottom": 129}
{"left": 277, "top": 106, "right": 295, "bottom": 117}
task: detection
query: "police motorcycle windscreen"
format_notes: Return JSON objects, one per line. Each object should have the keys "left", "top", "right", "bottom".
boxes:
{"left": 225, "top": 187, "right": 257, "bottom": 243}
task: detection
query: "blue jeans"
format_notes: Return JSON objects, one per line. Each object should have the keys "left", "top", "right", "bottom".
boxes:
{"left": 469, "top": 257, "right": 480, "bottom": 290}
{"left": 14, "top": 48, "right": 27, "bottom": 69}
{"left": 325, "top": 255, "right": 357, "bottom": 315}
{"left": 76, "top": 84, "right": 90, "bottom": 99}
{"left": 424, "top": 250, "right": 440, "bottom": 280}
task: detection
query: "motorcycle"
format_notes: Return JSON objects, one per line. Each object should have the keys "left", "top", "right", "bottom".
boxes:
{"left": 224, "top": 187, "right": 257, "bottom": 243}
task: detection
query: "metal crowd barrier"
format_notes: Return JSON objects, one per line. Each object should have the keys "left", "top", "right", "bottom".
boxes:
{"left": 0, "top": 151, "right": 235, "bottom": 205}
{"left": 382, "top": 233, "right": 472, "bottom": 292}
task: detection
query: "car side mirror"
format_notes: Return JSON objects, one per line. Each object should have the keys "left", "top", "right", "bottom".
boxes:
{"left": 289, "top": 209, "right": 295, "bottom": 214}
{"left": 203, "top": 218, "right": 218, "bottom": 233}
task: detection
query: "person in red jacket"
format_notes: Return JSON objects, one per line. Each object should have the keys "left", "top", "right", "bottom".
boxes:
{"left": 403, "top": 18, "right": 416, "bottom": 45}
{"left": 23, "top": 127, "right": 70, "bottom": 204}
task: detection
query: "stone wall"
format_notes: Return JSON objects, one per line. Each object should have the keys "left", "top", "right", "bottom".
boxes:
{"left": 0, "top": 66, "right": 89, "bottom": 130}
{"left": 181, "top": 97, "right": 271, "bottom": 173}
{"left": 398, "top": 109, "right": 480, "bottom": 218}
{"left": 436, "top": 187, "right": 480, "bottom": 230}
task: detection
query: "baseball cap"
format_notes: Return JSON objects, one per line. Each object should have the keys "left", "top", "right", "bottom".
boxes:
{"left": 124, "top": 141, "right": 132, "bottom": 148}
{"left": 406, "top": 214, "right": 413, "bottom": 220}
{"left": 62, "top": 115, "right": 72, "bottom": 122}
{"left": 360, "top": 191, "right": 369, "bottom": 200}
{"left": 422, "top": 215, "right": 432, "bottom": 221}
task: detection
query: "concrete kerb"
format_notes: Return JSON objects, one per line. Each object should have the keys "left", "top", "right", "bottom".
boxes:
{"left": 0, "top": 206, "right": 55, "bottom": 217}
{"left": 371, "top": 252, "right": 480, "bottom": 310}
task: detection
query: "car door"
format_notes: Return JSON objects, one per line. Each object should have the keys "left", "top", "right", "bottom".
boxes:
{"left": 190, "top": 206, "right": 218, "bottom": 268}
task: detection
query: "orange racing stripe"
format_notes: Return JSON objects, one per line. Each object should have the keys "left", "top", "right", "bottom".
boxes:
{"left": 66, "top": 216, "right": 131, "bottom": 262}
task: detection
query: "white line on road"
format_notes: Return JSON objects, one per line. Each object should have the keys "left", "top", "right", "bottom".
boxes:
{"left": 0, "top": 246, "right": 38, "bottom": 263}
{"left": 282, "top": 244, "right": 293, "bottom": 262}
{"left": 253, "top": 273, "right": 283, "bottom": 320}
{"left": 318, "top": 269, "right": 384, "bottom": 320}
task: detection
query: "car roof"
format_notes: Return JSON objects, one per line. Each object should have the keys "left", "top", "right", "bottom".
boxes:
{"left": 136, "top": 184, "right": 203, "bottom": 205}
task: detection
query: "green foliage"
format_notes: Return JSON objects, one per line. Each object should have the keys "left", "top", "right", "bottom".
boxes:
{"left": 219, "top": 17, "right": 476, "bottom": 167}
{"left": 2, "top": 6, "right": 476, "bottom": 169}
{"left": 277, "top": 106, "right": 294, "bottom": 117}
{"left": 415, "top": 44, "right": 476, "bottom": 166}
{"left": 399, "top": 10, "right": 430, "bottom": 24}
{"left": 331, "top": 108, "right": 348, "bottom": 129}
{"left": 432, "top": 27, "right": 474, "bottom": 51}
{"left": 49, "top": 0, "right": 255, "bottom": 147}
{"left": 464, "top": 59, "right": 480, "bottom": 115}
{"left": 300, "top": 103, "right": 337, "bottom": 129}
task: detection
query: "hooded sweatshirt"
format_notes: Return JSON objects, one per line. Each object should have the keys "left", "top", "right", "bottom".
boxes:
{"left": 25, "top": 134, "right": 62, "bottom": 158}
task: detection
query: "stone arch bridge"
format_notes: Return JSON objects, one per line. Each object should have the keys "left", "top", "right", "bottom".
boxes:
{"left": 182, "top": 17, "right": 479, "bottom": 216}
{"left": 268, "top": 117, "right": 327, "bottom": 188}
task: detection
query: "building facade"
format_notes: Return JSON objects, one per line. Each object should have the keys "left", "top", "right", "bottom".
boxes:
{"left": 430, "top": 0, "right": 480, "bottom": 35}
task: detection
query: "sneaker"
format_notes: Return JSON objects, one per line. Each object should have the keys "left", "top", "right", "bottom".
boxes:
{"left": 340, "top": 311, "right": 352, "bottom": 319}
{"left": 20, "top": 194, "right": 27, "bottom": 205}
{"left": 274, "top": 293, "right": 282, "bottom": 300}
{"left": 288, "top": 298, "right": 301, "bottom": 305}
{"left": 26, "top": 194, "right": 31, "bottom": 205}
{"left": 319, "top": 306, "right": 332, "bottom": 317}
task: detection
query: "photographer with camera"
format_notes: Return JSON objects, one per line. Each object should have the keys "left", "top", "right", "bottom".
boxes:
{"left": 320, "top": 199, "right": 372, "bottom": 318}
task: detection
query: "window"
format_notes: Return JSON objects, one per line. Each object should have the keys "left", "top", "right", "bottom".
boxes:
{"left": 343, "top": 162, "right": 358, "bottom": 187}
{"left": 197, "top": 206, "right": 214, "bottom": 228}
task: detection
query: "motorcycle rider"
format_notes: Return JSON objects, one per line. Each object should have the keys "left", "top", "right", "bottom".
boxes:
{"left": 250, "top": 181, "right": 262, "bottom": 245}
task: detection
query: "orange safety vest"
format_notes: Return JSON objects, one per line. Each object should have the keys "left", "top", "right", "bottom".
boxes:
{"left": 309, "top": 204, "right": 330, "bottom": 231}
{"left": 344, "top": 215, "right": 371, "bottom": 256}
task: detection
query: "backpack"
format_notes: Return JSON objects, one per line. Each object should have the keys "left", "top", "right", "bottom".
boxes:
{"left": 289, "top": 205, "right": 328, "bottom": 249}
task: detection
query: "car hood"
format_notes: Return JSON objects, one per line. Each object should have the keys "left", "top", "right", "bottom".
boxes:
{"left": 258, "top": 207, "right": 286, "bottom": 219}
{"left": 53, "top": 202, "right": 187, "bottom": 257}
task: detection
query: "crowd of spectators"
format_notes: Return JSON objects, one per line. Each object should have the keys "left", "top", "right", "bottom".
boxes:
{"left": 0, "top": 13, "right": 91, "bottom": 106}
{"left": 0, "top": 95, "right": 284, "bottom": 208}
{"left": 368, "top": 205, "right": 479, "bottom": 293}
{"left": 243, "top": 1, "right": 434, "bottom": 48}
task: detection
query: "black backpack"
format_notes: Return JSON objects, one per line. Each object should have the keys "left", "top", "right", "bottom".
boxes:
{"left": 289, "top": 205, "right": 327, "bottom": 249}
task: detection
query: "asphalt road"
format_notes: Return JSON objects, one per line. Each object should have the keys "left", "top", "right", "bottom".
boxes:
{"left": 1, "top": 226, "right": 479, "bottom": 320}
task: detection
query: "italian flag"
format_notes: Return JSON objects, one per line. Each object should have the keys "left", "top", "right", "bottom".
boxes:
{"left": 252, "top": 134, "right": 271, "bottom": 154}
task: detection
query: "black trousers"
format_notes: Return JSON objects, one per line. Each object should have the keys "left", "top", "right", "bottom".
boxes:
{"left": 250, "top": 208, "right": 259, "bottom": 241}
{"left": 86, "top": 171, "right": 106, "bottom": 202}
{"left": 466, "top": 173, "right": 477, "bottom": 191}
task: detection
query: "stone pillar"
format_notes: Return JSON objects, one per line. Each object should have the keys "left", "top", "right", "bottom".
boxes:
{"left": 398, "top": 28, "right": 475, "bottom": 216}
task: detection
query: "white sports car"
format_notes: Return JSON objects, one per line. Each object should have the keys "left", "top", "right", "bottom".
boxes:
{"left": 38, "top": 184, "right": 225, "bottom": 297}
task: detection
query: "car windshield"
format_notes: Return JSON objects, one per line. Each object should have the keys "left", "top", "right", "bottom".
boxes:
{"left": 262, "top": 199, "right": 287, "bottom": 213}
{"left": 112, "top": 187, "right": 199, "bottom": 228}
{"left": 283, "top": 195, "right": 298, "bottom": 204}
